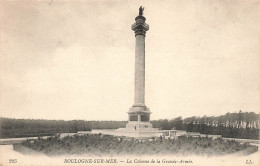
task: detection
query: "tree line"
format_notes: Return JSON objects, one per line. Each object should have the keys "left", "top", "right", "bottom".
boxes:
{"left": 0, "top": 118, "right": 129, "bottom": 138}
{"left": 151, "top": 111, "right": 260, "bottom": 139}
{"left": 0, "top": 111, "right": 259, "bottom": 139}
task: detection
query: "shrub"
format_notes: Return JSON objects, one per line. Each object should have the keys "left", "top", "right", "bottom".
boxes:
{"left": 15, "top": 134, "right": 258, "bottom": 157}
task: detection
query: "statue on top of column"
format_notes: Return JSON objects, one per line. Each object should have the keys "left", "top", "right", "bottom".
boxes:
{"left": 139, "top": 6, "right": 144, "bottom": 16}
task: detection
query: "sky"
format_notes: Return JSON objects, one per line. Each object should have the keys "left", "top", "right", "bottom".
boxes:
{"left": 0, "top": 0, "right": 259, "bottom": 121}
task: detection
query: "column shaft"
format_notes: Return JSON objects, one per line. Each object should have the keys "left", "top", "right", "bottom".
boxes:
{"left": 134, "top": 35, "right": 145, "bottom": 105}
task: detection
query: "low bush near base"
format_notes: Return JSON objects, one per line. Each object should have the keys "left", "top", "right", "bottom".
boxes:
{"left": 14, "top": 134, "right": 258, "bottom": 156}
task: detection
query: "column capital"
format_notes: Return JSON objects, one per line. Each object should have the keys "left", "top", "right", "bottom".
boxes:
{"left": 131, "top": 16, "right": 149, "bottom": 36}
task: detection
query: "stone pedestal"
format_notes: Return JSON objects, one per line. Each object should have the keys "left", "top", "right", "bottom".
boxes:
{"left": 126, "top": 106, "right": 152, "bottom": 129}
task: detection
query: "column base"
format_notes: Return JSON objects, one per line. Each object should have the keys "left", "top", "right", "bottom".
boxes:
{"left": 126, "top": 105, "right": 152, "bottom": 129}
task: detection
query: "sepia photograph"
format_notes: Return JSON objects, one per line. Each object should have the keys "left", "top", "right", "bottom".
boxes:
{"left": 0, "top": 0, "right": 259, "bottom": 165}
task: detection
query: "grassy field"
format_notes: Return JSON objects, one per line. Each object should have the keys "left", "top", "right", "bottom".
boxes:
{"left": 13, "top": 134, "right": 258, "bottom": 156}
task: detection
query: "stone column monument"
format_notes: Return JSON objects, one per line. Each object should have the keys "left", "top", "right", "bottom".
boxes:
{"left": 126, "top": 6, "right": 153, "bottom": 130}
